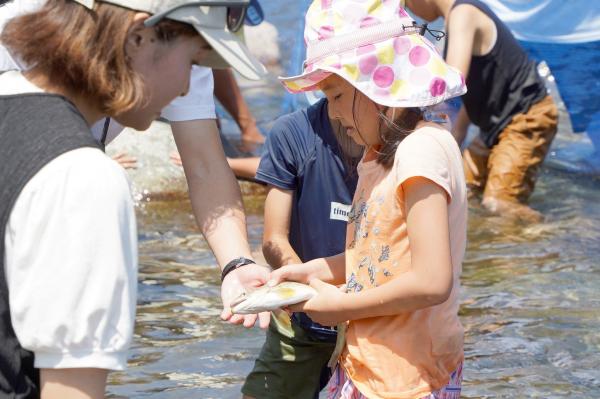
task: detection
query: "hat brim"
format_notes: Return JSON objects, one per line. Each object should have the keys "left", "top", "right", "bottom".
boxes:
{"left": 280, "top": 63, "right": 467, "bottom": 109}
{"left": 279, "top": 68, "right": 333, "bottom": 93}
{"left": 195, "top": 26, "right": 268, "bottom": 81}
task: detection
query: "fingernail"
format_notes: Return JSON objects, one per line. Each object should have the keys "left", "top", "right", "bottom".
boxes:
{"left": 266, "top": 280, "right": 277, "bottom": 287}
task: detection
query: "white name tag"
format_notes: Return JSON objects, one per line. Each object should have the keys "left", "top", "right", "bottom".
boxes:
{"left": 330, "top": 202, "right": 351, "bottom": 222}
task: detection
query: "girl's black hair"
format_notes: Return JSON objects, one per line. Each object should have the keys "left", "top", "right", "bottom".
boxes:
{"left": 330, "top": 117, "right": 362, "bottom": 180}
{"left": 351, "top": 88, "right": 423, "bottom": 169}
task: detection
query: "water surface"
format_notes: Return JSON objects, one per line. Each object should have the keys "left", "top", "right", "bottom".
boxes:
{"left": 108, "top": 2, "right": 600, "bottom": 397}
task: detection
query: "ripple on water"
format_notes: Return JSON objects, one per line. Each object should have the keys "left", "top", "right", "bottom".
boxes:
{"left": 106, "top": 166, "right": 600, "bottom": 398}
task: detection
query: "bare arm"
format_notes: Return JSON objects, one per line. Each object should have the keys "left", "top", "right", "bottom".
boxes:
{"left": 171, "top": 119, "right": 253, "bottom": 264}
{"left": 212, "top": 68, "right": 262, "bottom": 141}
{"left": 342, "top": 177, "right": 452, "bottom": 319}
{"left": 262, "top": 187, "right": 346, "bottom": 283}
{"left": 445, "top": 6, "right": 477, "bottom": 80}
{"left": 269, "top": 252, "right": 347, "bottom": 287}
{"left": 227, "top": 157, "right": 261, "bottom": 181}
{"left": 41, "top": 369, "right": 107, "bottom": 399}
{"left": 452, "top": 104, "right": 471, "bottom": 146}
{"left": 170, "top": 119, "right": 270, "bottom": 328}
{"left": 262, "top": 186, "right": 302, "bottom": 268}
{"left": 290, "top": 177, "right": 453, "bottom": 325}
{"left": 445, "top": 7, "right": 478, "bottom": 146}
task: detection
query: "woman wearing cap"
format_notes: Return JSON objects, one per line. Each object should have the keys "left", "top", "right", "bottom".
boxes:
{"left": 0, "top": 0, "right": 266, "bottom": 398}
{"left": 0, "top": 0, "right": 274, "bottom": 339}
{"left": 269, "top": 0, "right": 467, "bottom": 398}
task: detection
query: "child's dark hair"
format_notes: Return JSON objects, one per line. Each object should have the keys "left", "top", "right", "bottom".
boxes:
{"left": 351, "top": 89, "right": 423, "bottom": 169}
{"left": 376, "top": 106, "right": 423, "bottom": 167}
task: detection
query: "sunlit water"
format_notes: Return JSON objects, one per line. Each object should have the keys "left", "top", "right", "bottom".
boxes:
{"left": 107, "top": 2, "right": 599, "bottom": 398}
{"left": 106, "top": 169, "right": 600, "bottom": 399}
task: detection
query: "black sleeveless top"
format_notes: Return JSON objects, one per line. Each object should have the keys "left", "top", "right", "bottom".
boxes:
{"left": 447, "top": 0, "right": 547, "bottom": 147}
{"left": 0, "top": 93, "right": 100, "bottom": 398}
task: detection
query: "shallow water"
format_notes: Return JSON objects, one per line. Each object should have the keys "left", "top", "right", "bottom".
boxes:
{"left": 106, "top": 169, "right": 600, "bottom": 399}
{"left": 108, "top": 2, "right": 599, "bottom": 397}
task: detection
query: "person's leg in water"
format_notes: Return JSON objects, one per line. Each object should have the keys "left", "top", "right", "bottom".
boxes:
{"left": 463, "top": 134, "right": 490, "bottom": 199}
{"left": 480, "top": 95, "right": 558, "bottom": 221}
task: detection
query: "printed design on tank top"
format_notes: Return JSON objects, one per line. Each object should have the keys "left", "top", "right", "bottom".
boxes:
{"left": 346, "top": 188, "right": 402, "bottom": 292}
{"left": 347, "top": 272, "right": 364, "bottom": 293}
{"left": 347, "top": 190, "right": 370, "bottom": 249}
{"left": 378, "top": 245, "right": 390, "bottom": 262}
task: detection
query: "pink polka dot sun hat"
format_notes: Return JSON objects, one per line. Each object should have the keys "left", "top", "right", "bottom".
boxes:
{"left": 279, "top": 0, "right": 467, "bottom": 108}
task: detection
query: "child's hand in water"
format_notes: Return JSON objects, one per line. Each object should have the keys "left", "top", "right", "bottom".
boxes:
{"left": 288, "top": 279, "right": 348, "bottom": 326}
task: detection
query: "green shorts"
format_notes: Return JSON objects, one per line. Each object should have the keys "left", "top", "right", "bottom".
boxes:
{"left": 242, "top": 311, "right": 336, "bottom": 399}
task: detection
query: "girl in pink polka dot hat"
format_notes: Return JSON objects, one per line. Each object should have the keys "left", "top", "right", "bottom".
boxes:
{"left": 280, "top": 0, "right": 466, "bottom": 107}
{"left": 271, "top": 1, "right": 469, "bottom": 398}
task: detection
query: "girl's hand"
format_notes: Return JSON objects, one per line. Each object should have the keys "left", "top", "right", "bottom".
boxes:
{"left": 288, "top": 279, "right": 349, "bottom": 326}
{"left": 268, "top": 261, "right": 325, "bottom": 286}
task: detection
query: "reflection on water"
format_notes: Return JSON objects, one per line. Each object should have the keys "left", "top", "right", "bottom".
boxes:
{"left": 461, "top": 171, "right": 600, "bottom": 398}
{"left": 108, "top": 198, "right": 267, "bottom": 399}
{"left": 107, "top": 171, "right": 600, "bottom": 398}
{"left": 105, "top": 2, "right": 598, "bottom": 397}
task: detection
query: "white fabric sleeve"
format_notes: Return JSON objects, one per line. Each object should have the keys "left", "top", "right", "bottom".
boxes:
{"left": 0, "top": 0, "right": 47, "bottom": 71}
{"left": 161, "top": 65, "right": 217, "bottom": 121}
{"left": 4, "top": 148, "right": 138, "bottom": 371}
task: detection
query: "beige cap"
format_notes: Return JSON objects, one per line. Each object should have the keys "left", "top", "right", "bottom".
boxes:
{"left": 73, "top": 0, "right": 268, "bottom": 80}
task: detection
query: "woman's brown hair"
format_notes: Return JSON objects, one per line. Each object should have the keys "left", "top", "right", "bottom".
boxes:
{"left": 1, "top": 0, "right": 197, "bottom": 115}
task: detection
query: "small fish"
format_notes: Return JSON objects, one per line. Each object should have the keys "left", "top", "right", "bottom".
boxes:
{"left": 230, "top": 282, "right": 316, "bottom": 314}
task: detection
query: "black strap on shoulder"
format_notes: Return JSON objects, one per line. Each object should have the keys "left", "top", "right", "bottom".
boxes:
{"left": 101, "top": 117, "right": 110, "bottom": 146}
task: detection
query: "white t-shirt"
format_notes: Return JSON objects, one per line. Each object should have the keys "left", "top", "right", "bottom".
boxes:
{"left": 1, "top": 71, "right": 138, "bottom": 370}
{"left": 0, "top": 0, "right": 217, "bottom": 145}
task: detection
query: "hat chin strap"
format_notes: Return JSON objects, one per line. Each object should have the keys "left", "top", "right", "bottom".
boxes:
{"left": 306, "top": 17, "right": 418, "bottom": 65}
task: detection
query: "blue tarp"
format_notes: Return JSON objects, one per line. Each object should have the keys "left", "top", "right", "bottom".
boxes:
{"left": 481, "top": 0, "right": 600, "bottom": 136}
{"left": 521, "top": 40, "right": 600, "bottom": 134}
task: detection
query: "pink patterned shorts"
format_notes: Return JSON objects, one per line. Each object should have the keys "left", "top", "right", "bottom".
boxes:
{"left": 325, "top": 362, "right": 463, "bottom": 399}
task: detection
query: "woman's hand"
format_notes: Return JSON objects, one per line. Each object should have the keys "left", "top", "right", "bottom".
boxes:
{"left": 288, "top": 279, "right": 349, "bottom": 327}
{"left": 221, "top": 264, "right": 272, "bottom": 329}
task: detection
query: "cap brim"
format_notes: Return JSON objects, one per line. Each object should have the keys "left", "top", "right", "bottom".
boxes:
{"left": 195, "top": 27, "right": 268, "bottom": 80}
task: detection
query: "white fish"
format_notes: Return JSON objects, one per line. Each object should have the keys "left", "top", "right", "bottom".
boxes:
{"left": 230, "top": 282, "right": 316, "bottom": 314}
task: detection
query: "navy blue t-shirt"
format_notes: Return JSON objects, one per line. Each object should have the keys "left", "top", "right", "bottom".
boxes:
{"left": 256, "top": 99, "right": 358, "bottom": 342}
